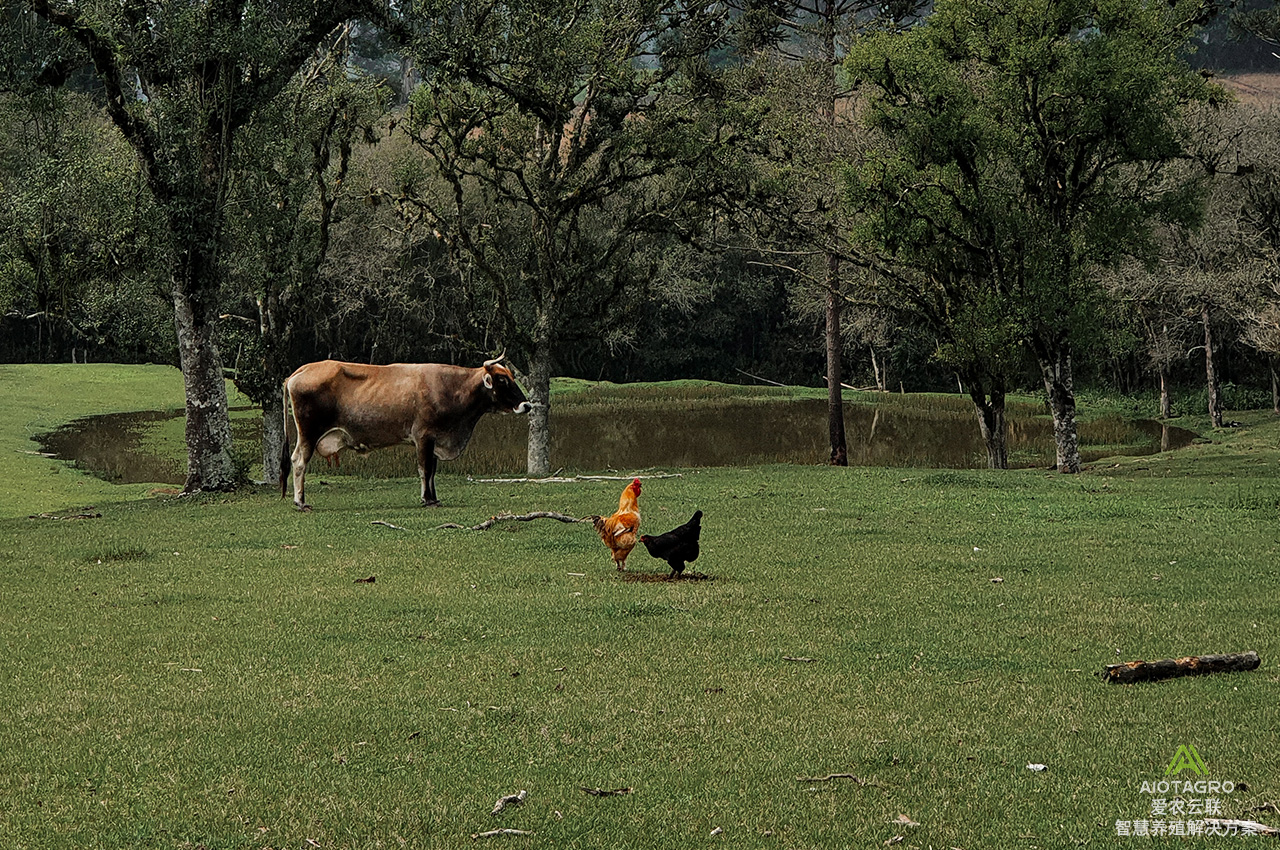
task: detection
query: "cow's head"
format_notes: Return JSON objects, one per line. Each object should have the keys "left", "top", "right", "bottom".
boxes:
{"left": 482, "top": 355, "right": 532, "bottom": 414}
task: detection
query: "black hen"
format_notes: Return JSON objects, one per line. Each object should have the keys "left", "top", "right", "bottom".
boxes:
{"left": 638, "top": 510, "right": 702, "bottom": 578}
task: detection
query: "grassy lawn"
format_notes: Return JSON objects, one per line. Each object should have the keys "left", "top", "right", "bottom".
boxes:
{"left": 1, "top": 365, "right": 1278, "bottom": 849}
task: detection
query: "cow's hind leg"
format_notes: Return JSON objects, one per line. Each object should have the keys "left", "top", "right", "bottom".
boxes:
{"left": 291, "top": 436, "right": 315, "bottom": 512}
{"left": 417, "top": 437, "right": 441, "bottom": 507}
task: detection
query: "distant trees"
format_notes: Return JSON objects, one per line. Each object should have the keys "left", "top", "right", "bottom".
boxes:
{"left": 0, "top": 88, "right": 170, "bottom": 363}
{"left": 845, "top": 0, "right": 1222, "bottom": 470}
{"left": 1230, "top": 109, "right": 1280, "bottom": 415}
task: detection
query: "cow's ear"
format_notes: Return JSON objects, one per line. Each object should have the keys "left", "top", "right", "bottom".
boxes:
{"left": 483, "top": 372, "right": 494, "bottom": 389}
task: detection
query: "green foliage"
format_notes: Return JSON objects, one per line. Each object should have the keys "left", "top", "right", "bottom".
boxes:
{"left": 845, "top": 0, "right": 1222, "bottom": 378}
{"left": 223, "top": 44, "right": 389, "bottom": 404}
{"left": 0, "top": 89, "right": 171, "bottom": 362}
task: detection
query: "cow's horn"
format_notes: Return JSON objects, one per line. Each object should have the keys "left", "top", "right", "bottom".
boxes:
{"left": 483, "top": 352, "right": 505, "bottom": 368}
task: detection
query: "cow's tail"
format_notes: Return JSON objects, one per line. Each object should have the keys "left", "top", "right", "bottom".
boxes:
{"left": 280, "top": 379, "right": 294, "bottom": 499}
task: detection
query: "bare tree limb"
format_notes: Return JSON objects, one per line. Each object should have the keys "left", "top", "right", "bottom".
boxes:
{"left": 436, "top": 511, "right": 587, "bottom": 531}
{"left": 472, "top": 828, "right": 534, "bottom": 839}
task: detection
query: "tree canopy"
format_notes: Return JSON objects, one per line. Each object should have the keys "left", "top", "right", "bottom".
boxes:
{"left": 845, "top": 0, "right": 1223, "bottom": 469}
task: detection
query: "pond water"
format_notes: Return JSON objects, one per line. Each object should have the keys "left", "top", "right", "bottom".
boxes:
{"left": 36, "top": 397, "right": 1199, "bottom": 485}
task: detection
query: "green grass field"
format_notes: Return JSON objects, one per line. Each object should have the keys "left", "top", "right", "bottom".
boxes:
{"left": 1, "top": 364, "right": 1278, "bottom": 849}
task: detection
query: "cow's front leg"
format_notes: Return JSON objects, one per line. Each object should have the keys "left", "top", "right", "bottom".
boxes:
{"left": 417, "top": 437, "right": 441, "bottom": 507}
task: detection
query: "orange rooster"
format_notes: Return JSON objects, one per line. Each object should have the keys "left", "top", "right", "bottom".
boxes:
{"left": 589, "top": 478, "right": 642, "bottom": 570}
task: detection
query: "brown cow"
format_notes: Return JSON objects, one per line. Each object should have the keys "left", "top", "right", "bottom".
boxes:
{"left": 281, "top": 356, "right": 530, "bottom": 510}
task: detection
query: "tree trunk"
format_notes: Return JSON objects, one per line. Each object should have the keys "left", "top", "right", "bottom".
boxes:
{"left": 526, "top": 331, "right": 554, "bottom": 477}
{"left": 870, "top": 346, "right": 884, "bottom": 392}
{"left": 1203, "top": 302, "right": 1224, "bottom": 429}
{"left": 261, "top": 394, "right": 286, "bottom": 486}
{"left": 825, "top": 258, "right": 847, "bottom": 467}
{"left": 257, "top": 294, "right": 288, "bottom": 486}
{"left": 1272, "top": 358, "right": 1279, "bottom": 416}
{"left": 1159, "top": 365, "right": 1173, "bottom": 420}
{"left": 166, "top": 156, "right": 237, "bottom": 493}
{"left": 966, "top": 376, "right": 1008, "bottom": 469}
{"left": 1033, "top": 337, "right": 1081, "bottom": 473}
{"left": 172, "top": 278, "right": 236, "bottom": 493}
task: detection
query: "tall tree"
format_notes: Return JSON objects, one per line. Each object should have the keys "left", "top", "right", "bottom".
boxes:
{"left": 223, "top": 29, "right": 386, "bottom": 484}
{"left": 1230, "top": 108, "right": 1280, "bottom": 414}
{"left": 401, "top": 0, "right": 729, "bottom": 475}
{"left": 728, "top": 0, "right": 921, "bottom": 466}
{"left": 846, "top": 0, "right": 1221, "bottom": 471}
{"left": 1103, "top": 260, "right": 1197, "bottom": 419}
{"left": 20, "top": 0, "right": 391, "bottom": 492}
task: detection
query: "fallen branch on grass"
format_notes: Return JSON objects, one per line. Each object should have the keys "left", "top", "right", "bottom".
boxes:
{"left": 796, "top": 773, "right": 876, "bottom": 786}
{"left": 1103, "top": 651, "right": 1260, "bottom": 684}
{"left": 580, "top": 786, "right": 632, "bottom": 797}
{"left": 471, "top": 828, "right": 533, "bottom": 840}
{"left": 436, "top": 512, "right": 586, "bottom": 531}
{"left": 468, "top": 473, "right": 683, "bottom": 484}
{"left": 371, "top": 520, "right": 407, "bottom": 530}
{"left": 491, "top": 790, "right": 527, "bottom": 815}
{"left": 29, "top": 510, "right": 101, "bottom": 520}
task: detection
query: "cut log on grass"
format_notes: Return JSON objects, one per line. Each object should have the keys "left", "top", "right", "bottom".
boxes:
{"left": 1103, "top": 651, "right": 1260, "bottom": 684}
{"left": 436, "top": 512, "right": 587, "bottom": 531}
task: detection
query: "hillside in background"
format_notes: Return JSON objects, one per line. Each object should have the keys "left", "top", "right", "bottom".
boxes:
{"left": 1222, "top": 73, "right": 1280, "bottom": 106}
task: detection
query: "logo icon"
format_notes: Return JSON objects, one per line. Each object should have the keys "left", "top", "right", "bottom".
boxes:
{"left": 1165, "top": 745, "right": 1207, "bottom": 776}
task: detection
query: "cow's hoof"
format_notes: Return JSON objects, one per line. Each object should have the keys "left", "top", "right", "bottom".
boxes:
{"left": 296, "top": 503, "right": 313, "bottom": 513}
{"left": 421, "top": 499, "right": 442, "bottom": 508}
